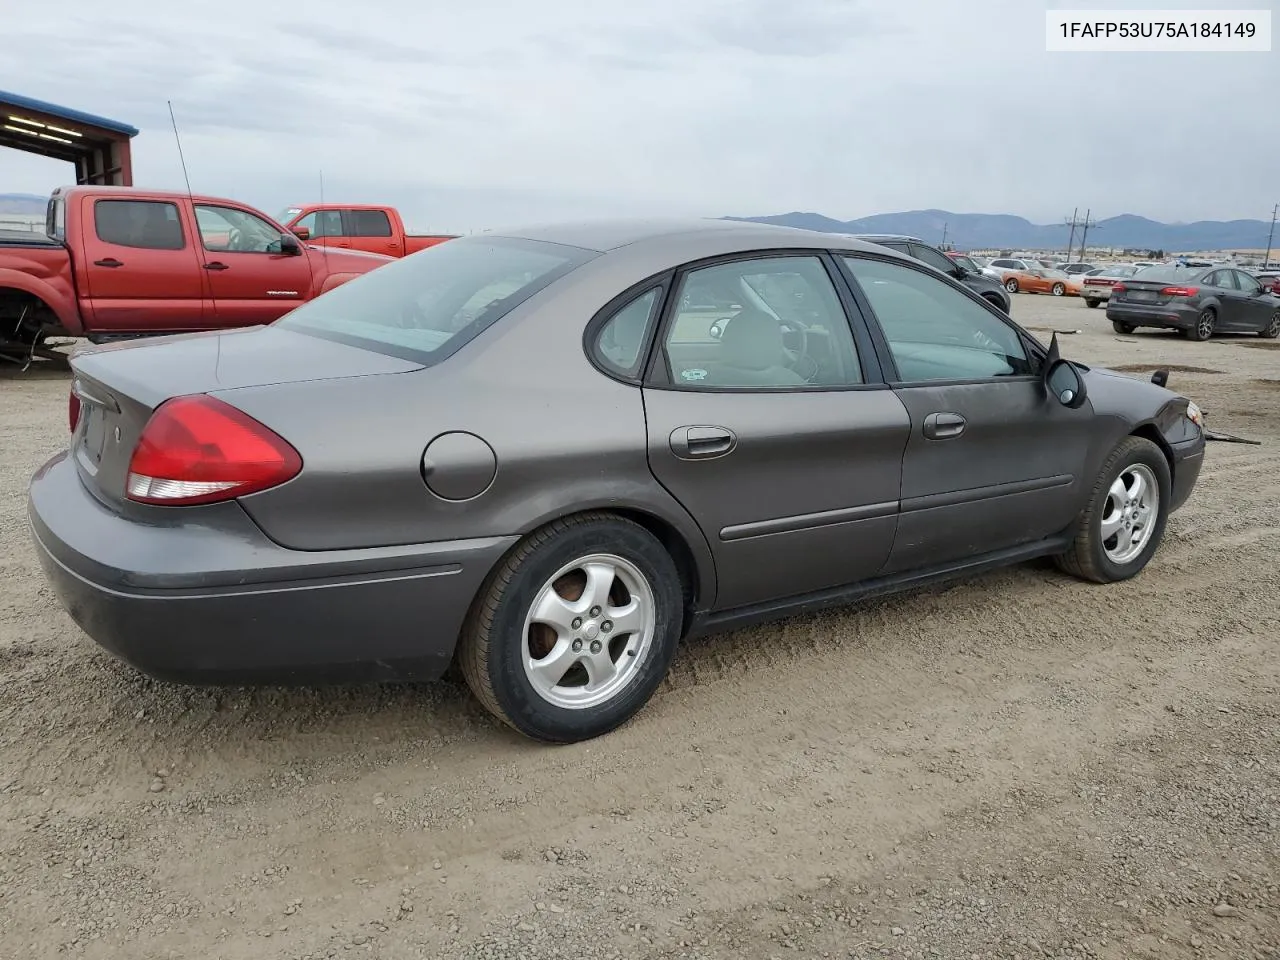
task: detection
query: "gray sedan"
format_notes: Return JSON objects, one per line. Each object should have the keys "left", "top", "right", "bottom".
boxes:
{"left": 28, "top": 220, "right": 1206, "bottom": 742}
{"left": 1107, "top": 264, "right": 1280, "bottom": 340}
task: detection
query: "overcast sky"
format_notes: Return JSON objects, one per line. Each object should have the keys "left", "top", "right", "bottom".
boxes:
{"left": 2, "top": 0, "right": 1274, "bottom": 232}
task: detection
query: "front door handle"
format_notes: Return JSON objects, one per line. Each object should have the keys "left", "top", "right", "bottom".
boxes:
{"left": 203, "top": 261, "right": 230, "bottom": 271}
{"left": 923, "top": 412, "right": 966, "bottom": 440}
{"left": 93, "top": 258, "right": 123, "bottom": 268}
{"left": 670, "top": 425, "right": 737, "bottom": 460}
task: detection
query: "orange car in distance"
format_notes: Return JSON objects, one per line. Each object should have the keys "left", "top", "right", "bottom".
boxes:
{"left": 1000, "top": 266, "right": 1082, "bottom": 297}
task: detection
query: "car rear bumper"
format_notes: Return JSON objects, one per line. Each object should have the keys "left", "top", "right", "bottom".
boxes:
{"left": 1169, "top": 435, "right": 1204, "bottom": 512}
{"left": 27, "top": 451, "right": 517, "bottom": 685}
{"left": 1105, "top": 301, "right": 1198, "bottom": 330}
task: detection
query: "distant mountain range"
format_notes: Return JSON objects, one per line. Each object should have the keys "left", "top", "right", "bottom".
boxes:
{"left": 0, "top": 192, "right": 46, "bottom": 215}
{"left": 727, "top": 209, "right": 1276, "bottom": 253}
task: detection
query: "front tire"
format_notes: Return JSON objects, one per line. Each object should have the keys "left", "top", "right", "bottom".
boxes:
{"left": 457, "top": 512, "right": 683, "bottom": 743}
{"left": 1187, "top": 308, "right": 1215, "bottom": 341}
{"left": 1112, "top": 320, "right": 1135, "bottom": 334}
{"left": 1260, "top": 311, "right": 1280, "bottom": 339}
{"left": 1055, "top": 436, "right": 1171, "bottom": 584}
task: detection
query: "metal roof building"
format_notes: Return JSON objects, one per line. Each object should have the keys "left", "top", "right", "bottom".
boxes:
{"left": 0, "top": 90, "right": 138, "bottom": 186}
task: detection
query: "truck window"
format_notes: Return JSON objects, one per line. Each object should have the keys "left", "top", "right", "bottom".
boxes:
{"left": 294, "top": 210, "right": 343, "bottom": 238}
{"left": 347, "top": 209, "right": 393, "bottom": 237}
{"left": 94, "top": 200, "right": 185, "bottom": 250}
{"left": 194, "top": 204, "right": 289, "bottom": 254}
{"left": 47, "top": 197, "right": 66, "bottom": 240}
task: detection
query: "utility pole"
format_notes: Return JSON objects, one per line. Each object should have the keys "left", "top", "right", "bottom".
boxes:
{"left": 940, "top": 221, "right": 949, "bottom": 250}
{"left": 1064, "top": 207, "right": 1079, "bottom": 262}
{"left": 1265, "top": 203, "right": 1278, "bottom": 267}
{"left": 1075, "top": 209, "right": 1099, "bottom": 262}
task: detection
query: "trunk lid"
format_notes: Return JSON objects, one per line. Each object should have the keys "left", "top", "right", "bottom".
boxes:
{"left": 1110, "top": 279, "right": 1186, "bottom": 306}
{"left": 69, "top": 326, "right": 422, "bottom": 507}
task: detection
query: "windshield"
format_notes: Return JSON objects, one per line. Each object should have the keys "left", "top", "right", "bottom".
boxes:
{"left": 277, "top": 207, "right": 303, "bottom": 224}
{"left": 951, "top": 256, "right": 979, "bottom": 272}
{"left": 277, "top": 236, "right": 594, "bottom": 363}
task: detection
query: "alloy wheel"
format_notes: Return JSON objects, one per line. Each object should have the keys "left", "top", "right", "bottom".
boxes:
{"left": 1100, "top": 464, "right": 1159, "bottom": 565}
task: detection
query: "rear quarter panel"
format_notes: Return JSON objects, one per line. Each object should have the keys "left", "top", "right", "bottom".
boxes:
{"left": 220, "top": 252, "right": 721, "bottom": 604}
{"left": 0, "top": 245, "right": 83, "bottom": 334}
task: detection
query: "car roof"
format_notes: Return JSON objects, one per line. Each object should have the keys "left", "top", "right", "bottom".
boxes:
{"left": 849, "top": 233, "right": 926, "bottom": 243}
{"left": 486, "top": 218, "right": 894, "bottom": 257}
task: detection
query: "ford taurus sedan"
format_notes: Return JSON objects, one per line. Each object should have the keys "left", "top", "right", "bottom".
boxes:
{"left": 1107, "top": 264, "right": 1280, "bottom": 340}
{"left": 28, "top": 220, "right": 1206, "bottom": 743}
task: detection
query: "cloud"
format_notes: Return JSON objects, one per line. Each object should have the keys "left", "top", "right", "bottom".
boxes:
{"left": 1, "top": 0, "right": 1274, "bottom": 230}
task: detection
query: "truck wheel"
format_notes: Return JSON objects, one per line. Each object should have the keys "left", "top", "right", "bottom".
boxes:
{"left": 457, "top": 512, "right": 683, "bottom": 743}
{"left": 1055, "top": 436, "right": 1171, "bottom": 584}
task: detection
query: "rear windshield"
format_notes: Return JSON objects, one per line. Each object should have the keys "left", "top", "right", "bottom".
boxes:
{"left": 277, "top": 236, "right": 594, "bottom": 363}
{"left": 1132, "top": 265, "right": 1205, "bottom": 282}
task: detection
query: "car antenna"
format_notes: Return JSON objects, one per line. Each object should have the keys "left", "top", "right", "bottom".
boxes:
{"left": 167, "top": 100, "right": 218, "bottom": 317}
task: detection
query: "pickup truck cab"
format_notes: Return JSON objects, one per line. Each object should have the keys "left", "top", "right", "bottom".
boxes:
{"left": 0, "top": 186, "right": 390, "bottom": 358}
{"left": 277, "top": 204, "right": 456, "bottom": 258}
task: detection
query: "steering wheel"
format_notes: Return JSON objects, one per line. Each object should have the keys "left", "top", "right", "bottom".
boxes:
{"left": 226, "top": 227, "right": 245, "bottom": 251}
{"left": 779, "top": 318, "right": 821, "bottom": 381}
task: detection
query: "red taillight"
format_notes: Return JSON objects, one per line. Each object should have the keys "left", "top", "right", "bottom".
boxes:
{"left": 125, "top": 395, "right": 302, "bottom": 506}
{"left": 1112, "top": 283, "right": 1126, "bottom": 293}
{"left": 1159, "top": 286, "right": 1199, "bottom": 297}
{"left": 69, "top": 390, "right": 82, "bottom": 433}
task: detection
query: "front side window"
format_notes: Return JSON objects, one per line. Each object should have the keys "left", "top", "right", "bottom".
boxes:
{"left": 910, "top": 243, "right": 960, "bottom": 276}
{"left": 1236, "top": 272, "right": 1262, "bottom": 296}
{"left": 195, "top": 205, "right": 289, "bottom": 254}
{"left": 293, "top": 210, "right": 344, "bottom": 239}
{"left": 1214, "top": 270, "right": 1240, "bottom": 290}
{"left": 843, "top": 256, "right": 1032, "bottom": 383}
{"left": 348, "top": 209, "right": 393, "bottom": 237}
{"left": 94, "top": 199, "right": 185, "bottom": 250}
{"left": 661, "top": 255, "right": 862, "bottom": 389}
{"left": 278, "top": 236, "right": 593, "bottom": 363}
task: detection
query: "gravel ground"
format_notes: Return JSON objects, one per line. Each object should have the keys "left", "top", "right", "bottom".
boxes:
{"left": 1, "top": 295, "right": 1277, "bottom": 960}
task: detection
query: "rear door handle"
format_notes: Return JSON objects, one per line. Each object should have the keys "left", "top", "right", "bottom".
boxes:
{"left": 203, "top": 261, "right": 230, "bottom": 271}
{"left": 93, "top": 258, "right": 123, "bottom": 268}
{"left": 670, "top": 425, "right": 737, "bottom": 460}
{"left": 923, "top": 412, "right": 966, "bottom": 440}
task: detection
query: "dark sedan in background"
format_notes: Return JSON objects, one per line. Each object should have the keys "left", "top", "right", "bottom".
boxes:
{"left": 29, "top": 220, "right": 1206, "bottom": 743}
{"left": 1107, "top": 265, "right": 1280, "bottom": 340}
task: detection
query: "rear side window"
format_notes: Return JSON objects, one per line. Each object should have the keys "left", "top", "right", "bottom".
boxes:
{"left": 592, "top": 287, "right": 663, "bottom": 379}
{"left": 94, "top": 200, "right": 185, "bottom": 250}
{"left": 278, "top": 236, "right": 594, "bottom": 364}
{"left": 348, "top": 209, "right": 392, "bottom": 237}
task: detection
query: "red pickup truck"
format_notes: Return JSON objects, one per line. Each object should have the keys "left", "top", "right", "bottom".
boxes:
{"left": 0, "top": 186, "right": 390, "bottom": 360}
{"left": 277, "top": 203, "right": 456, "bottom": 258}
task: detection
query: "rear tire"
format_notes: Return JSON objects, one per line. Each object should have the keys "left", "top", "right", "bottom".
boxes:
{"left": 1112, "top": 320, "right": 1135, "bottom": 334}
{"left": 1085, "top": 299, "right": 1100, "bottom": 309}
{"left": 457, "top": 512, "right": 683, "bottom": 743}
{"left": 1260, "top": 311, "right": 1280, "bottom": 339}
{"left": 1051, "top": 283, "right": 1066, "bottom": 296}
{"left": 1055, "top": 436, "right": 1171, "bottom": 584}
{"left": 1186, "top": 308, "right": 1215, "bottom": 341}
{"left": 1004, "top": 278, "right": 1019, "bottom": 294}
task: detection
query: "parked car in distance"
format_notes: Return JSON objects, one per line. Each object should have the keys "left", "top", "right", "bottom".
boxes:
{"left": 850, "top": 234, "right": 1011, "bottom": 312}
{"left": 1252, "top": 269, "right": 1280, "bottom": 294}
{"left": 0, "top": 186, "right": 391, "bottom": 360}
{"left": 1002, "top": 266, "right": 1081, "bottom": 297}
{"left": 1108, "top": 264, "right": 1280, "bottom": 340}
{"left": 277, "top": 204, "right": 457, "bottom": 258}
{"left": 987, "top": 257, "right": 1043, "bottom": 277}
{"left": 1059, "top": 262, "right": 1096, "bottom": 277}
{"left": 29, "top": 219, "right": 1207, "bottom": 743}
{"left": 1080, "top": 263, "right": 1140, "bottom": 308}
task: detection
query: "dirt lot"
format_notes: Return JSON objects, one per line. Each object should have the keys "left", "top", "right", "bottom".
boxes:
{"left": 1, "top": 295, "right": 1277, "bottom": 960}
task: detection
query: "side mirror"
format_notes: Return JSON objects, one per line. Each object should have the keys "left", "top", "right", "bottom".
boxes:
{"left": 953, "top": 266, "right": 969, "bottom": 279}
{"left": 1045, "top": 359, "right": 1087, "bottom": 408}
{"left": 292, "top": 225, "right": 311, "bottom": 241}
{"left": 1041, "top": 332, "right": 1088, "bottom": 408}
{"left": 279, "top": 234, "right": 302, "bottom": 256}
